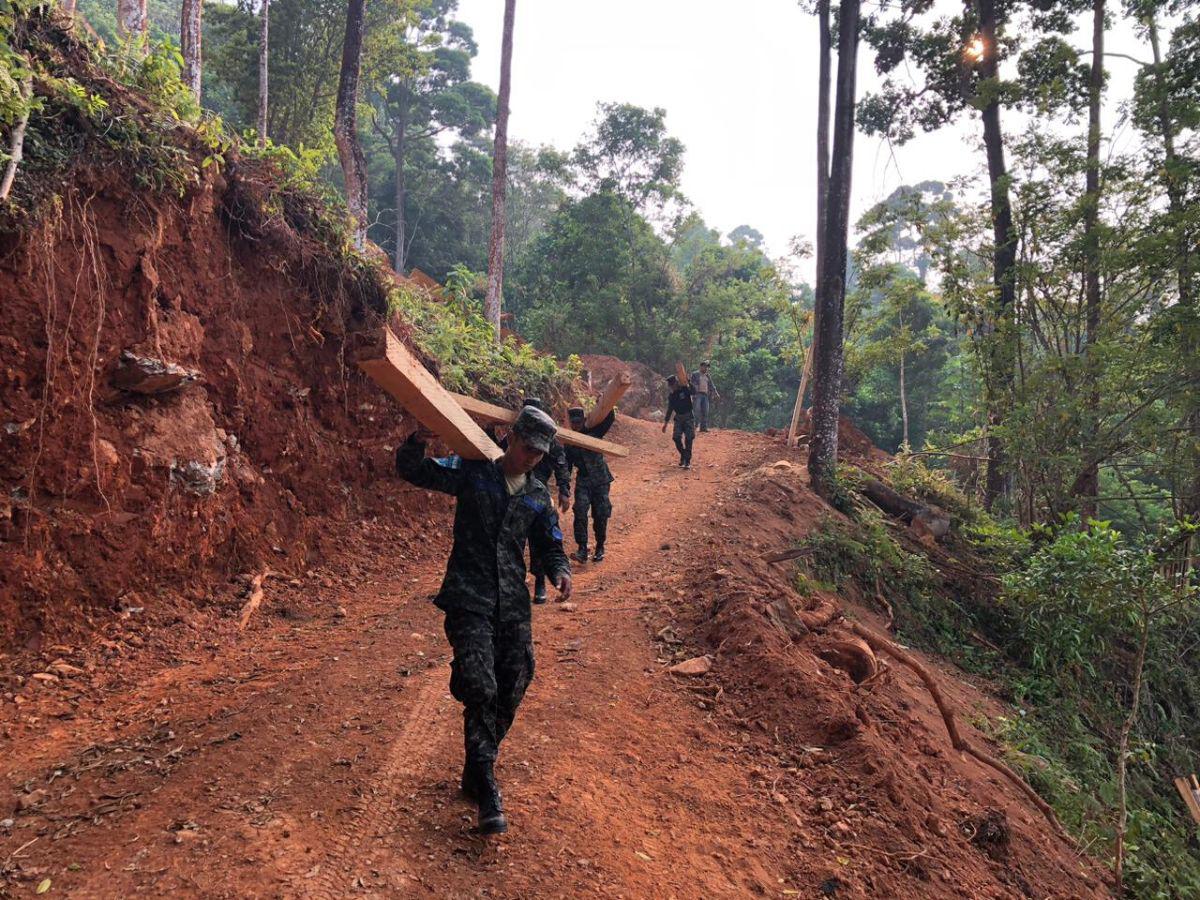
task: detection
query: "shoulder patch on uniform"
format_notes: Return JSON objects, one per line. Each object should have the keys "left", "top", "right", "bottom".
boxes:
{"left": 433, "top": 456, "right": 462, "bottom": 470}
{"left": 521, "top": 495, "right": 547, "bottom": 514}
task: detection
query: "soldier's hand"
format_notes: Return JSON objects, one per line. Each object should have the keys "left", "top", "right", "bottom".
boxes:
{"left": 556, "top": 573, "right": 573, "bottom": 601}
{"left": 661, "top": 422, "right": 668, "bottom": 433}
{"left": 558, "top": 494, "right": 571, "bottom": 513}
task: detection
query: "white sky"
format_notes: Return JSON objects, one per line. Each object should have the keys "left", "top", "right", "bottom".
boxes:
{"left": 456, "top": 0, "right": 1154, "bottom": 277}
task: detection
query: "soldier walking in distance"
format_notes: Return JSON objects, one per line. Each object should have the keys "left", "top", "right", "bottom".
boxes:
{"left": 689, "top": 361, "right": 720, "bottom": 432}
{"left": 565, "top": 406, "right": 616, "bottom": 564}
{"left": 663, "top": 374, "right": 696, "bottom": 469}
{"left": 395, "top": 407, "right": 571, "bottom": 835}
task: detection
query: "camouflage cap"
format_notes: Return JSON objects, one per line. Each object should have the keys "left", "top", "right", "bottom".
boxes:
{"left": 567, "top": 406, "right": 586, "bottom": 420}
{"left": 511, "top": 405, "right": 557, "bottom": 453}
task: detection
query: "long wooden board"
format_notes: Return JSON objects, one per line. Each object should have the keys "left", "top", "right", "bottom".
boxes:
{"left": 358, "top": 327, "right": 502, "bottom": 461}
{"left": 675, "top": 362, "right": 689, "bottom": 386}
{"left": 449, "top": 393, "right": 630, "bottom": 458}
{"left": 586, "top": 371, "right": 632, "bottom": 429}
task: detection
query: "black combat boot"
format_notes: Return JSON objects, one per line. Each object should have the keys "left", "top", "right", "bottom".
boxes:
{"left": 572, "top": 546, "right": 589, "bottom": 564}
{"left": 593, "top": 519, "right": 607, "bottom": 562}
{"left": 475, "top": 762, "right": 508, "bottom": 834}
{"left": 460, "top": 760, "right": 479, "bottom": 801}
{"left": 533, "top": 573, "right": 547, "bottom": 604}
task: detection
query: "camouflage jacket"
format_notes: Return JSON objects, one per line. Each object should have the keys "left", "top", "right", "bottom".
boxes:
{"left": 396, "top": 436, "right": 570, "bottom": 622}
{"left": 534, "top": 436, "right": 571, "bottom": 500}
{"left": 564, "top": 410, "right": 615, "bottom": 488}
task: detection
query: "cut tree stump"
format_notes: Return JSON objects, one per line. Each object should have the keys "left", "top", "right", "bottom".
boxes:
{"left": 358, "top": 327, "right": 502, "bottom": 461}
{"left": 449, "top": 392, "right": 630, "bottom": 458}
{"left": 587, "top": 371, "right": 632, "bottom": 429}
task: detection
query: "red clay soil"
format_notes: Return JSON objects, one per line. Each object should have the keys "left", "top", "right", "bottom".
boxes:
{"left": 579, "top": 355, "right": 666, "bottom": 421}
{"left": 1, "top": 417, "right": 1108, "bottom": 898}
{"left": 0, "top": 156, "right": 438, "bottom": 654}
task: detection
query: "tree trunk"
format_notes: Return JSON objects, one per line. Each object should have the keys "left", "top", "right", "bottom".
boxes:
{"left": 484, "top": 0, "right": 517, "bottom": 342}
{"left": 788, "top": 0, "right": 831, "bottom": 447}
{"left": 0, "top": 73, "right": 32, "bottom": 201}
{"left": 1076, "top": 0, "right": 1104, "bottom": 518}
{"left": 257, "top": 0, "right": 269, "bottom": 144}
{"left": 392, "top": 97, "right": 408, "bottom": 272}
{"left": 816, "top": 0, "right": 831, "bottom": 284}
{"left": 808, "top": 0, "right": 860, "bottom": 496}
{"left": 1148, "top": 16, "right": 1199, "bottom": 518}
{"left": 976, "top": 0, "right": 1017, "bottom": 511}
{"left": 116, "top": 0, "right": 147, "bottom": 43}
{"left": 181, "top": 0, "right": 202, "bottom": 102}
{"left": 1115, "top": 605, "right": 1151, "bottom": 896}
{"left": 899, "top": 351, "right": 909, "bottom": 449}
{"left": 334, "top": 0, "right": 369, "bottom": 249}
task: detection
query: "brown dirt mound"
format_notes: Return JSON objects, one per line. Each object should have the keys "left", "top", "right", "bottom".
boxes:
{"left": 580, "top": 354, "right": 666, "bottom": 420}
{"left": 659, "top": 445, "right": 1108, "bottom": 898}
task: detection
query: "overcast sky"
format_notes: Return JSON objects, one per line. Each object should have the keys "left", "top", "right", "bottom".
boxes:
{"left": 456, "top": 0, "right": 1152, "bottom": 276}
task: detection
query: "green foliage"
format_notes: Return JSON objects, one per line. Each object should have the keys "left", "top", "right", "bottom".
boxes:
{"left": 388, "top": 285, "right": 580, "bottom": 403}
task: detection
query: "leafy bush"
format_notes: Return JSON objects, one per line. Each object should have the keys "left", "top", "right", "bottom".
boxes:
{"left": 389, "top": 286, "right": 580, "bottom": 405}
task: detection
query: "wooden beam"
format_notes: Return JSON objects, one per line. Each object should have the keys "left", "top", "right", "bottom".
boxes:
{"left": 1174, "top": 777, "right": 1200, "bottom": 825}
{"left": 587, "top": 371, "right": 632, "bottom": 428}
{"left": 449, "top": 392, "right": 630, "bottom": 458}
{"left": 786, "top": 342, "right": 814, "bottom": 448}
{"left": 358, "top": 327, "right": 502, "bottom": 461}
{"left": 675, "top": 362, "right": 689, "bottom": 387}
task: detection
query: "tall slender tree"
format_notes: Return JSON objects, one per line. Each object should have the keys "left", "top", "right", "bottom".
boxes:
{"left": 257, "top": 0, "right": 270, "bottom": 143}
{"left": 181, "top": 0, "right": 203, "bottom": 101}
{"left": 370, "top": 1, "right": 493, "bottom": 272}
{"left": 808, "top": 0, "right": 861, "bottom": 495}
{"left": 788, "top": 0, "right": 832, "bottom": 447}
{"left": 1074, "top": 0, "right": 1105, "bottom": 516}
{"left": 484, "top": 0, "right": 516, "bottom": 340}
{"left": 335, "top": 0, "right": 369, "bottom": 248}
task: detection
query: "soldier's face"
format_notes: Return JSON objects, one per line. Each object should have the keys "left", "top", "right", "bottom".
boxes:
{"left": 503, "top": 433, "right": 545, "bottom": 475}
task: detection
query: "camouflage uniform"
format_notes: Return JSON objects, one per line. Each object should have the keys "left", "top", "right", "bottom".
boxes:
{"left": 564, "top": 410, "right": 615, "bottom": 552}
{"left": 529, "top": 436, "right": 571, "bottom": 580}
{"left": 395, "top": 434, "right": 569, "bottom": 766}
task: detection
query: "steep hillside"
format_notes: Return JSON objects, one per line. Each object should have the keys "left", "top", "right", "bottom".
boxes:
{"left": 0, "top": 13, "right": 574, "bottom": 652}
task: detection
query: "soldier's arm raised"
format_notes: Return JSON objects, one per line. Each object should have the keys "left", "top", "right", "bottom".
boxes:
{"left": 394, "top": 431, "right": 466, "bottom": 496}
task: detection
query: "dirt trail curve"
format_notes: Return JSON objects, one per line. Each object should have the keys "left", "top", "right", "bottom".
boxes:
{"left": 2, "top": 421, "right": 808, "bottom": 898}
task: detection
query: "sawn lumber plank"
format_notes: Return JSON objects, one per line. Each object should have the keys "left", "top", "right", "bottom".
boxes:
{"left": 357, "top": 327, "right": 503, "bottom": 461}
{"left": 448, "top": 393, "right": 630, "bottom": 458}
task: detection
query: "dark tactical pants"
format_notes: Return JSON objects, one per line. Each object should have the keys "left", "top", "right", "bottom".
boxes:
{"left": 443, "top": 610, "right": 535, "bottom": 766}
{"left": 573, "top": 480, "right": 611, "bottom": 549}
{"left": 693, "top": 393, "right": 710, "bottom": 431}
{"left": 673, "top": 414, "right": 695, "bottom": 466}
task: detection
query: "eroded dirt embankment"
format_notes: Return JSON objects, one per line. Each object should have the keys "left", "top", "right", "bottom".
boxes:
{"left": 0, "top": 158, "right": 446, "bottom": 654}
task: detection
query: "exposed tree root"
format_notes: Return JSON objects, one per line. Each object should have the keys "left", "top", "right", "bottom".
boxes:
{"left": 849, "top": 622, "right": 1079, "bottom": 850}
{"left": 237, "top": 571, "right": 270, "bottom": 631}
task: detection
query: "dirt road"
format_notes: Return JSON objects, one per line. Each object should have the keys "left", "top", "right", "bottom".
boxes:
{"left": 2, "top": 420, "right": 804, "bottom": 897}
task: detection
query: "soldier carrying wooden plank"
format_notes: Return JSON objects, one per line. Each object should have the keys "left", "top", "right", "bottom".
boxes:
{"left": 395, "top": 406, "right": 572, "bottom": 835}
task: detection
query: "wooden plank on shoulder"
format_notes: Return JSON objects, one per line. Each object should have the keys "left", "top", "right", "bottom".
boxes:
{"left": 586, "top": 371, "right": 632, "bottom": 429}
{"left": 1174, "top": 777, "right": 1200, "bottom": 825}
{"left": 358, "top": 327, "right": 502, "bottom": 461}
{"left": 449, "top": 392, "right": 630, "bottom": 458}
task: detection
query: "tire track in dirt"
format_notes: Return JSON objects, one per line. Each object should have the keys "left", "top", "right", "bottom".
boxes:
{"left": 305, "top": 663, "right": 453, "bottom": 897}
